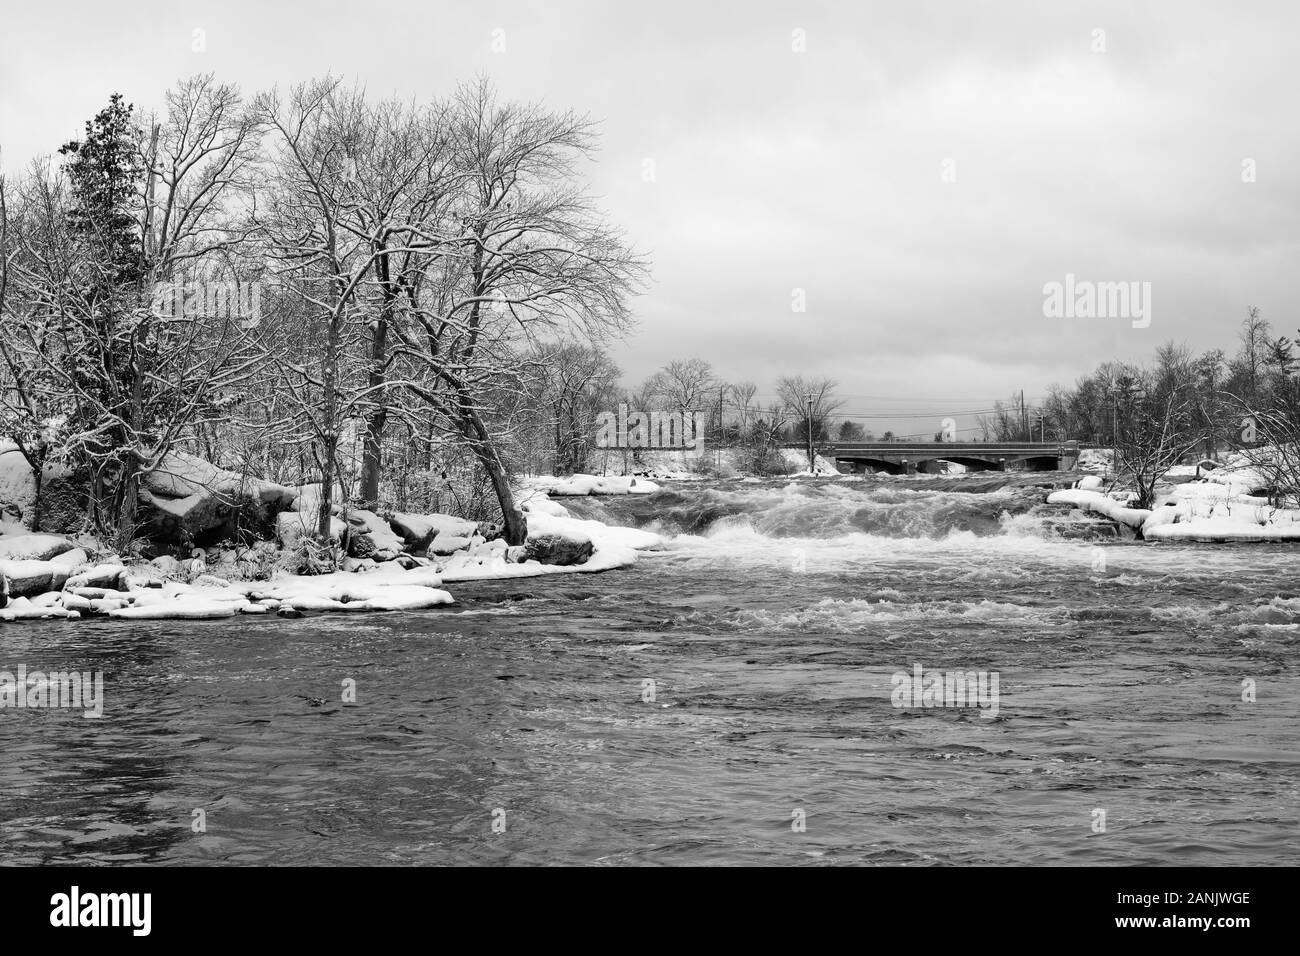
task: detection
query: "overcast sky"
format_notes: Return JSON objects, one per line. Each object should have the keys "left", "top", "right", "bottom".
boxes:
{"left": 2, "top": 0, "right": 1296, "bottom": 435}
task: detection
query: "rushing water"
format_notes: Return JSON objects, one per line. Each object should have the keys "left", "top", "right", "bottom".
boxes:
{"left": 2, "top": 474, "right": 1298, "bottom": 865}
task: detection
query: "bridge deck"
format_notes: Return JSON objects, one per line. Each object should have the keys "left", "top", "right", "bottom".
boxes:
{"left": 825, "top": 441, "right": 1079, "bottom": 456}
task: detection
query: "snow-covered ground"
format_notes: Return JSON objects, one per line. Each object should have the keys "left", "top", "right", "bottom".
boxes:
{"left": 1047, "top": 445, "right": 1300, "bottom": 542}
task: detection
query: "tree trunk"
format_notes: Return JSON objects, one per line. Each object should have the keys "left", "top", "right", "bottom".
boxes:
{"left": 318, "top": 298, "right": 343, "bottom": 543}
{"left": 359, "top": 253, "right": 396, "bottom": 506}
{"left": 30, "top": 463, "right": 43, "bottom": 532}
{"left": 457, "top": 398, "right": 526, "bottom": 545}
{"left": 117, "top": 468, "right": 140, "bottom": 552}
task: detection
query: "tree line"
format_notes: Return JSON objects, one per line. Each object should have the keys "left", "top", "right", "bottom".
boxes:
{"left": 982, "top": 309, "right": 1300, "bottom": 507}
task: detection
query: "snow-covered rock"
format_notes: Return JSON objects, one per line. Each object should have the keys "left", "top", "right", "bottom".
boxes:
{"left": 343, "top": 508, "right": 406, "bottom": 561}
{"left": 522, "top": 534, "right": 593, "bottom": 566}
{"left": 428, "top": 534, "right": 472, "bottom": 556}
{"left": 0, "top": 558, "right": 74, "bottom": 598}
{"left": 388, "top": 512, "right": 478, "bottom": 548}
{"left": 0, "top": 533, "right": 76, "bottom": 561}
{"left": 545, "top": 474, "right": 659, "bottom": 496}
{"left": 64, "top": 564, "right": 128, "bottom": 590}
{"left": 1045, "top": 489, "right": 1151, "bottom": 530}
{"left": 138, "top": 451, "right": 296, "bottom": 542}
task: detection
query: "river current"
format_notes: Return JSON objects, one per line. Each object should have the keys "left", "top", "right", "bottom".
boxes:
{"left": 2, "top": 475, "right": 1298, "bottom": 865}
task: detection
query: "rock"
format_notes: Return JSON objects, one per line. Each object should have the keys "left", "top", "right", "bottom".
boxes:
{"left": 388, "top": 521, "right": 436, "bottom": 554}
{"left": 505, "top": 545, "right": 528, "bottom": 564}
{"left": 522, "top": 534, "right": 594, "bottom": 566}
{"left": 120, "top": 571, "right": 164, "bottom": 590}
{"left": 49, "top": 548, "right": 90, "bottom": 567}
{"left": 138, "top": 451, "right": 296, "bottom": 544}
{"left": 277, "top": 606, "right": 304, "bottom": 619}
{"left": 0, "top": 451, "right": 89, "bottom": 534}
{"left": 343, "top": 509, "right": 406, "bottom": 561}
{"left": 429, "top": 534, "right": 472, "bottom": 556}
{"left": 65, "top": 564, "right": 128, "bottom": 590}
{"left": 0, "top": 533, "right": 76, "bottom": 562}
{"left": 476, "top": 521, "right": 503, "bottom": 542}
{"left": 191, "top": 573, "right": 231, "bottom": 588}
{"left": 150, "top": 555, "right": 185, "bottom": 578}
{"left": 388, "top": 512, "right": 478, "bottom": 554}
{"left": 0, "top": 558, "right": 73, "bottom": 597}
{"left": 0, "top": 571, "right": 8, "bottom": 608}
{"left": 36, "top": 467, "right": 91, "bottom": 534}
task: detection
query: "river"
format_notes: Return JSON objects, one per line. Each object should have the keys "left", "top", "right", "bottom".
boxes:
{"left": 2, "top": 475, "right": 1298, "bottom": 865}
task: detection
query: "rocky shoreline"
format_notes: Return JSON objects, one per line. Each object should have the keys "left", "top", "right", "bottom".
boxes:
{"left": 0, "top": 461, "right": 666, "bottom": 623}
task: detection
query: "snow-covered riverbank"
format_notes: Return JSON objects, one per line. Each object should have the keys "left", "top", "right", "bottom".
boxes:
{"left": 1046, "top": 446, "right": 1300, "bottom": 542}
{"left": 0, "top": 473, "right": 668, "bottom": 623}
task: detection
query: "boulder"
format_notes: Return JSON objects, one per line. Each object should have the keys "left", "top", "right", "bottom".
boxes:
{"left": 429, "top": 534, "right": 472, "bottom": 556}
{"left": 522, "top": 534, "right": 593, "bottom": 567}
{"left": 150, "top": 555, "right": 185, "bottom": 578}
{"left": 0, "top": 449, "right": 89, "bottom": 534}
{"left": 65, "top": 564, "right": 129, "bottom": 590}
{"left": 49, "top": 548, "right": 90, "bottom": 567}
{"left": 386, "top": 514, "right": 437, "bottom": 553}
{"left": 344, "top": 509, "right": 405, "bottom": 561}
{"left": 0, "top": 559, "right": 73, "bottom": 598}
{"left": 138, "top": 451, "right": 295, "bottom": 543}
{"left": 36, "top": 467, "right": 91, "bottom": 534}
{"left": 389, "top": 512, "right": 478, "bottom": 547}
{"left": 0, "top": 533, "right": 76, "bottom": 562}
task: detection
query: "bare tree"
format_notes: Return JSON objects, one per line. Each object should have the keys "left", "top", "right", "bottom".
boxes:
{"left": 391, "top": 78, "right": 645, "bottom": 544}
{"left": 1111, "top": 353, "right": 1209, "bottom": 512}
{"left": 251, "top": 78, "right": 384, "bottom": 542}
{"left": 644, "top": 358, "right": 717, "bottom": 414}
{"left": 775, "top": 374, "right": 843, "bottom": 443}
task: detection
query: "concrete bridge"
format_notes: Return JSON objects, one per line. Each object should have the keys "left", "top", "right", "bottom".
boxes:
{"left": 824, "top": 440, "right": 1081, "bottom": 474}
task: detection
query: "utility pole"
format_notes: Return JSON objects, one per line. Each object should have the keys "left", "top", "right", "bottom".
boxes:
{"left": 1020, "top": 390, "right": 1027, "bottom": 441}
{"left": 717, "top": 385, "right": 725, "bottom": 470}
{"left": 806, "top": 392, "right": 815, "bottom": 474}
